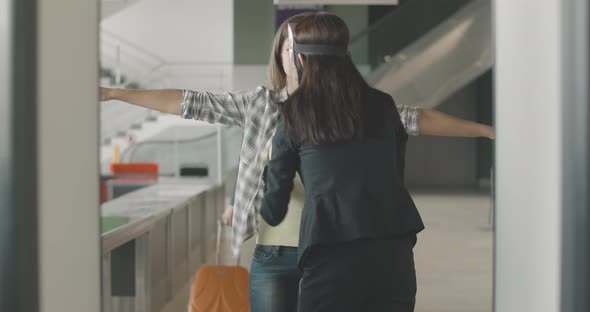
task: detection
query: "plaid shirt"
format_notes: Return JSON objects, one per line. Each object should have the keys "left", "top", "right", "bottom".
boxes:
{"left": 181, "top": 86, "right": 419, "bottom": 256}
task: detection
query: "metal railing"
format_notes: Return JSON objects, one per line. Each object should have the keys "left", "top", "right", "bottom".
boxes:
{"left": 99, "top": 29, "right": 233, "bottom": 143}
{"left": 119, "top": 125, "right": 242, "bottom": 184}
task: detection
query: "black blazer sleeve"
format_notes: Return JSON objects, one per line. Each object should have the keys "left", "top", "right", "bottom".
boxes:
{"left": 260, "top": 119, "right": 297, "bottom": 226}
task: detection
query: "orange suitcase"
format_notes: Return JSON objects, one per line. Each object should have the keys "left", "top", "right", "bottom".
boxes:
{"left": 188, "top": 221, "right": 250, "bottom": 312}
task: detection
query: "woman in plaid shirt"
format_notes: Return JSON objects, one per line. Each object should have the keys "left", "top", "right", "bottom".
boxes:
{"left": 100, "top": 13, "right": 494, "bottom": 312}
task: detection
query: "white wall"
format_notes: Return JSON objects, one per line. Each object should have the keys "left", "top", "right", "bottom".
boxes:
{"left": 101, "top": 0, "right": 233, "bottom": 63}
{"left": 38, "top": 0, "right": 101, "bottom": 311}
{"left": 494, "top": 0, "right": 563, "bottom": 311}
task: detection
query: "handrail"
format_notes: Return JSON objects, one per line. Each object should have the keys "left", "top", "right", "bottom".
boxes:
{"left": 349, "top": 0, "right": 471, "bottom": 71}
{"left": 100, "top": 32, "right": 232, "bottom": 144}
{"left": 349, "top": 0, "right": 469, "bottom": 44}
{"left": 100, "top": 26, "right": 234, "bottom": 89}
{"left": 100, "top": 60, "right": 232, "bottom": 142}
{"left": 121, "top": 126, "right": 234, "bottom": 162}
{"left": 125, "top": 133, "right": 217, "bottom": 161}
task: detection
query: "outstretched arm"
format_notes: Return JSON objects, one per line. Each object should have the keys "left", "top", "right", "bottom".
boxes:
{"left": 100, "top": 87, "right": 182, "bottom": 115}
{"left": 100, "top": 86, "right": 262, "bottom": 127}
{"left": 417, "top": 108, "right": 495, "bottom": 139}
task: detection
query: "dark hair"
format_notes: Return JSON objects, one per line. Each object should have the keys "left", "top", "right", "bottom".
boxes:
{"left": 283, "top": 13, "right": 370, "bottom": 145}
{"left": 268, "top": 12, "right": 314, "bottom": 91}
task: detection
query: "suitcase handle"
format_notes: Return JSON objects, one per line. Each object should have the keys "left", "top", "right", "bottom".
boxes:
{"left": 215, "top": 219, "right": 241, "bottom": 266}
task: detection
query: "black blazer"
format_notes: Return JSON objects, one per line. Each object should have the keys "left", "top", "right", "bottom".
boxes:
{"left": 260, "top": 88, "right": 424, "bottom": 267}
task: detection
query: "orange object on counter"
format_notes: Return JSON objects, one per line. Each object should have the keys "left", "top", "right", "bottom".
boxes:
{"left": 110, "top": 162, "right": 159, "bottom": 175}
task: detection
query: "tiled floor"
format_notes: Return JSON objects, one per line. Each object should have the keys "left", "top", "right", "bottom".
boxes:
{"left": 165, "top": 191, "right": 493, "bottom": 312}
{"left": 412, "top": 191, "right": 493, "bottom": 312}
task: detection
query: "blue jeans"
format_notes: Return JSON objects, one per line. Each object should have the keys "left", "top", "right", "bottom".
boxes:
{"left": 249, "top": 245, "right": 302, "bottom": 312}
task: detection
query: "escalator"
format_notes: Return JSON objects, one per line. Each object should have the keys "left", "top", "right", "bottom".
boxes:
{"left": 351, "top": 0, "right": 492, "bottom": 109}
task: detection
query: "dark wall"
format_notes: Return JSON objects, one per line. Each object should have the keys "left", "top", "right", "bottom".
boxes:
{"left": 404, "top": 71, "right": 494, "bottom": 188}
{"left": 405, "top": 82, "right": 478, "bottom": 187}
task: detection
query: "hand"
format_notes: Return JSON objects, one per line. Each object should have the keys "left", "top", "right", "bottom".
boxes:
{"left": 99, "top": 87, "right": 115, "bottom": 102}
{"left": 222, "top": 207, "right": 234, "bottom": 226}
{"left": 485, "top": 126, "right": 496, "bottom": 140}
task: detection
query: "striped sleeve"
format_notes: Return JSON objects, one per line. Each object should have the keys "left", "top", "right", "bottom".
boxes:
{"left": 180, "top": 89, "right": 254, "bottom": 127}
{"left": 397, "top": 105, "right": 419, "bottom": 136}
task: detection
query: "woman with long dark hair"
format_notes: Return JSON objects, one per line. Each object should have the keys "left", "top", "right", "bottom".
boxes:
{"left": 261, "top": 13, "right": 425, "bottom": 311}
